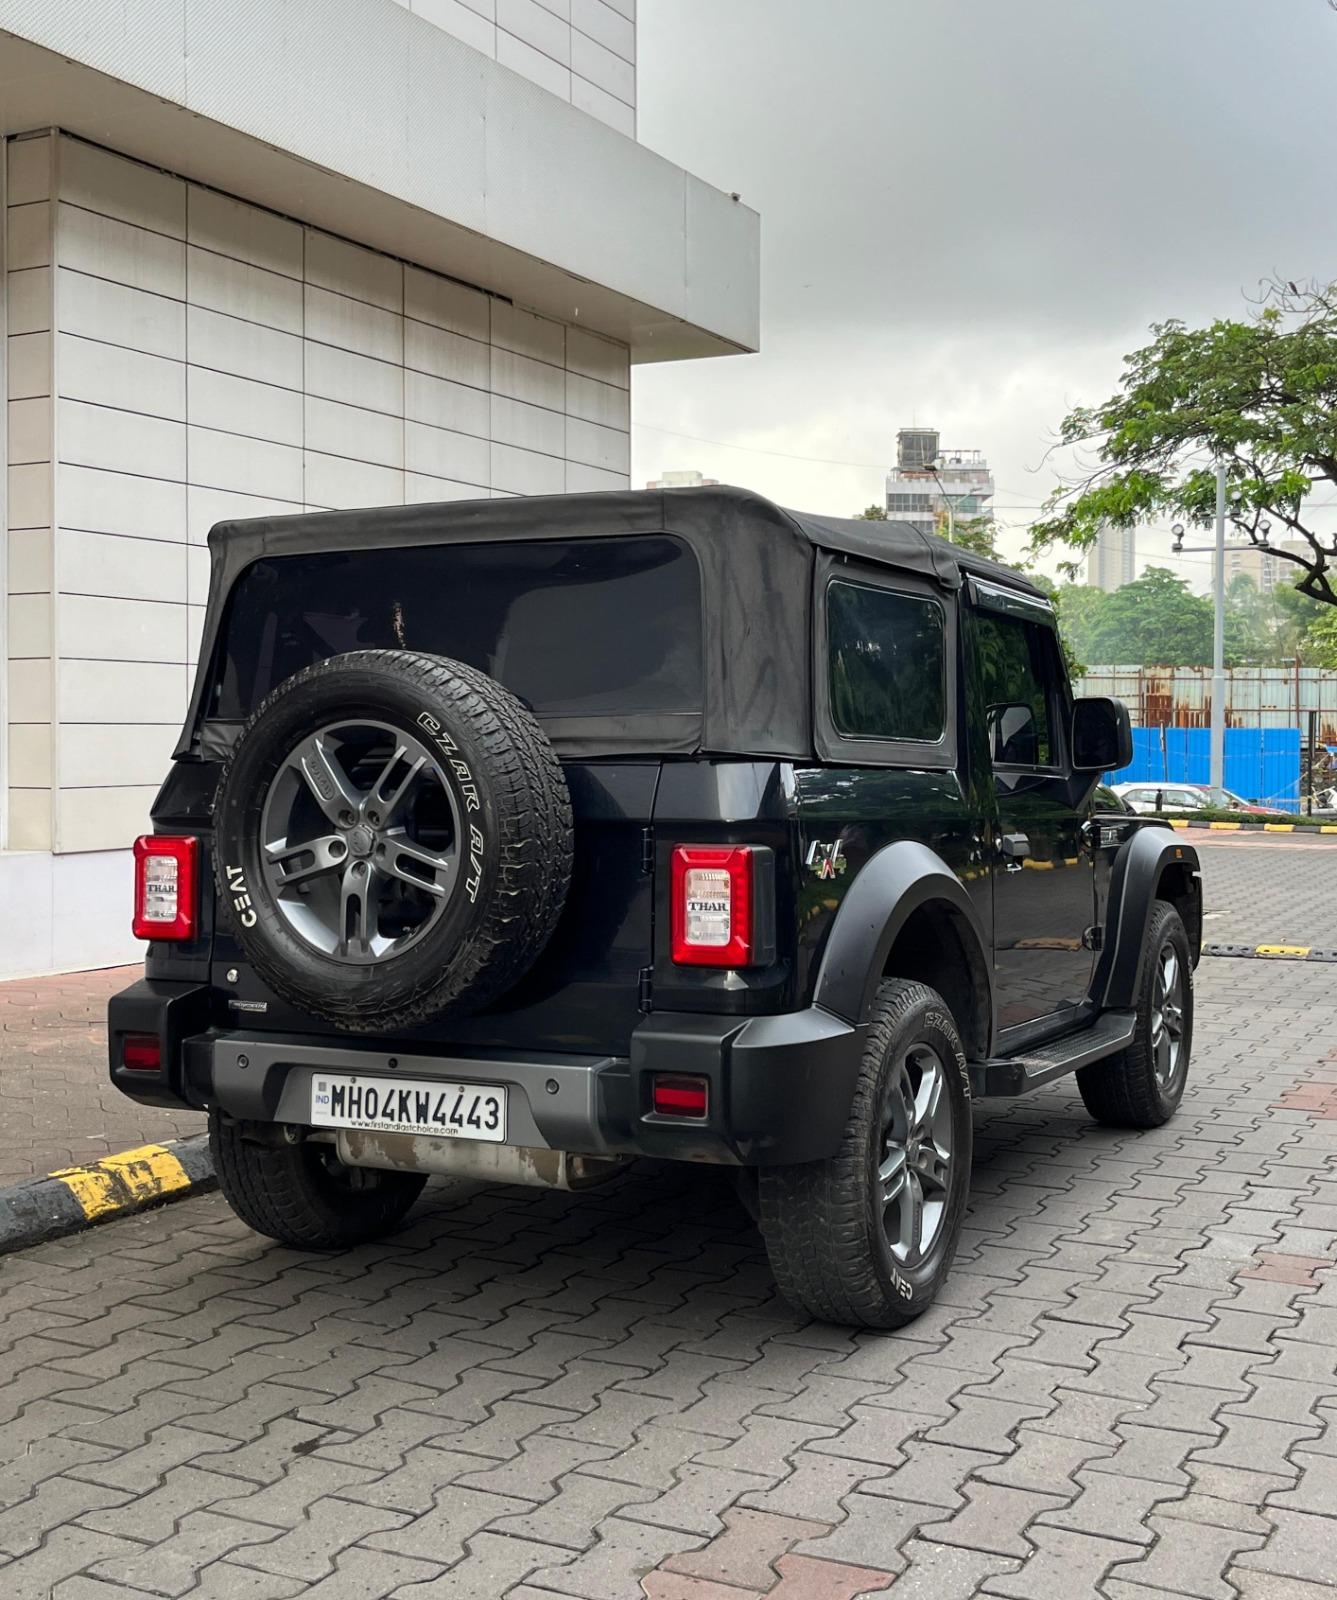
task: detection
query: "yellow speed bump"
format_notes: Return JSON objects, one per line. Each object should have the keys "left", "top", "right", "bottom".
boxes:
{"left": 52, "top": 1143, "right": 193, "bottom": 1221}
{"left": 1253, "top": 944, "right": 1312, "bottom": 958}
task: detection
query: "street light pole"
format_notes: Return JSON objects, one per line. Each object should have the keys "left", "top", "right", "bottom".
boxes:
{"left": 1210, "top": 461, "right": 1227, "bottom": 792}
{"left": 926, "top": 461, "right": 978, "bottom": 544}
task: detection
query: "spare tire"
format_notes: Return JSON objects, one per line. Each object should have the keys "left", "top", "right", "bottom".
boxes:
{"left": 212, "top": 650, "right": 572, "bottom": 1034}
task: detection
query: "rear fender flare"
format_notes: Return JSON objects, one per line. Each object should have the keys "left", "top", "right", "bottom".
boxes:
{"left": 812, "top": 839, "right": 994, "bottom": 1052}
{"left": 1093, "top": 825, "right": 1202, "bottom": 1009}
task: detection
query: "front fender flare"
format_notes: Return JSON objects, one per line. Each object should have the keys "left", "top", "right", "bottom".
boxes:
{"left": 1093, "top": 824, "right": 1202, "bottom": 1010}
{"left": 812, "top": 839, "right": 994, "bottom": 1047}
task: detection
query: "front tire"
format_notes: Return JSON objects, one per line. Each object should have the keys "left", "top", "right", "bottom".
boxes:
{"left": 209, "top": 1113, "right": 427, "bottom": 1249}
{"left": 1077, "top": 900, "right": 1193, "bottom": 1129}
{"left": 758, "top": 979, "right": 973, "bottom": 1329}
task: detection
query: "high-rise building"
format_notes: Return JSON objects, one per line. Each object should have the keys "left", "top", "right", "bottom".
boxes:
{"left": 885, "top": 429, "right": 994, "bottom": 537}
{"left": 1221, "top": 537, "right": 1312, "bottom": 594}
{"left": 1086, "top": 524, "right": 1137, "bottom": 592}
{"left": 646, "top": 470, "right": 720, "bottom": 489}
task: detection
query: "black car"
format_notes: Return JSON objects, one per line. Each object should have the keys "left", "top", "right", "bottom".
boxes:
{"left": 111, "top": 488, "right": 1201, "bottom": 1328}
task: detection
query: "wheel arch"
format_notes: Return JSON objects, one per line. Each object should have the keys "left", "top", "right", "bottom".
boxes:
{"left": 1093, "top": 824, "right": 1202, "bottom": 1011}
{"left": 812, "top": 840, "right": 994, "bottom": 1061}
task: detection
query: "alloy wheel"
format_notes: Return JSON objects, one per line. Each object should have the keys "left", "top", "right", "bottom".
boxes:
{"left": 258, "top": 720, "right": 461, "bottom": 963}
{"left": 878, "top": 1043, "right": 954, "bottom": 1267}
{"left": 1151, "top": 941, "right": 1186, "bottom": 1090}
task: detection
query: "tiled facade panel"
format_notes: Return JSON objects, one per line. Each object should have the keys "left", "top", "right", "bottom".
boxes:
{"left": 2, "top": 133, "right": 631, "bottom": 855}
{"left": 6, "top": 134, "right": 55, "bottom": 850}
{"left": 390, "top": 0, "right": 636, "bottom": 137}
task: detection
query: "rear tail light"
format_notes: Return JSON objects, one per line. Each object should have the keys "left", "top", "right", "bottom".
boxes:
{"left": 671, "top": 845, "right": 756, "bottom": 966}
{"left": 652, "top": 1074, "right": 709, "bottom": 1117}
{"left": 121, "top": 1034, "right": 162, "bottom": 1072}
{"left": 132, "top": 835, "right": 198, "bottom": 941}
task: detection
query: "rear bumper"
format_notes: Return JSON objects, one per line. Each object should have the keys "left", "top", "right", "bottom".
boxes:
{"left": 108, "top": 981, "right": 865, "bottom": 1167}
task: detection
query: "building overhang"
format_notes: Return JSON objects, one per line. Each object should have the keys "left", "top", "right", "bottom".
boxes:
{"left": 0, "top": 0, "right": 759, "bottom": 363}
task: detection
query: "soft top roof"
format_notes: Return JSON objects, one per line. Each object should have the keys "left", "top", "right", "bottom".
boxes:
{"left": 183, "top": 487, "right": 1046, "bottom": 762}
{"left": 201, "top": 484, "right": 1045, "bottom": 599}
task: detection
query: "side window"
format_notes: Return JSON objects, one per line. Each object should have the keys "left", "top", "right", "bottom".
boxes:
{"left": 827, "top": 581, "right": 946, "bottom": 743}
{"left": 975, "top": 612, "right": 1059, "bottom": 767}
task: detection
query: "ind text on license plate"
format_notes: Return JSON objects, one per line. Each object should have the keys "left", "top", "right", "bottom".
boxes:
{"left": 310, "top": 1073, "right": 507, "bottom": 1142}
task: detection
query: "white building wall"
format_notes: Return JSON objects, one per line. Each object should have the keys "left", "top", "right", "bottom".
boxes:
{"left": 1, "top": 130, "right": 631, "bottom": 974}
{"left": 387, "top": 0, "right": 637, "bottom": 137}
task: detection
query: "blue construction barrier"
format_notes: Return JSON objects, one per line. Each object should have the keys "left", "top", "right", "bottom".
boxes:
{"left": 1106, "top": 726, "right": 1301, "bottom": 812}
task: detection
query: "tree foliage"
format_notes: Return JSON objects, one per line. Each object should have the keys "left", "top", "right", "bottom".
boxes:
{"left": 1307, "top": 607, "right": 1337, "bottom": 668}
{"left": 1032, "top": 279, "right": 1337, "bottom": 606}
{"left": 1051, "top": 569, "right": 1296, "bottom": 670}
{"left": 854, "top": 504, "right": 888, "bottom": 521}
{"left": 948, "top": 516, "right": 1002, "bottom": 561}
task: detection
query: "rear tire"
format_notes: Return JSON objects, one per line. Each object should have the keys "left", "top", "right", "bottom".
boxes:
{"left": 758, "top": 979, "right": 972, "bottom": 1328}
{"left": 209, "top": 1113, "right": 427, "bottom": 1249}
{"left": 1077, "top": 900, "right": 1193, "bottom": 1129}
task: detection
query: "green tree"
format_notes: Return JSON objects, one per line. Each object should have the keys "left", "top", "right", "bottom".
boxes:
{"left": 1306, "top": 607, "right": 1337, "bottom": 668}
{"left": 948, "top": 515, "right": 1001, "bottom": 561}
{"left": 1223, "top": 574, "right": 1274, "bottom": 664}
{"left": 1272, "top": 579, "right": 1328, "bottom": 658}
{"left": 1081, "top": 567, "right": 1214, "bottom": 666}
{"left": 1047, "top": 584, "right": 1109, "bottom": 670}
{"left": 854, "top": 504, "right": 888, "bottom": 521}
{"left": 1031, "top": 279, "right": 1337, "bottom": 608}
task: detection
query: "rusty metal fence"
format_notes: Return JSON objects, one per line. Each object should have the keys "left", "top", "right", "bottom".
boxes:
{"left": 1082, "top": 665, "right": 1337, "bottom": 811}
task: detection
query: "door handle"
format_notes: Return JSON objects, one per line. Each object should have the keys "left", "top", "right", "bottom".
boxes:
{"left": 1001, "top": 832, "right": 1030, "bottom": 872}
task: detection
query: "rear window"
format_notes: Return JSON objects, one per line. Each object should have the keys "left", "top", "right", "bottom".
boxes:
{"left": 210, "top": 535, "right": 702, "bottom": 723}
{"left": 827, "top": 580, "right": 946, "bottom": 743}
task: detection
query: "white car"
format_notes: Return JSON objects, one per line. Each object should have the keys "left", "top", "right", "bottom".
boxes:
{"left": 1111, "top": 782, "right": 1286, "bottom": 818}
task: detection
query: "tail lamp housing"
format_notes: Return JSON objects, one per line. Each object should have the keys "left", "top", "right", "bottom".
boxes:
{"left": 670, "top": 845, "right": 772, "bottom": 967}
{"left": 120, "top": 1034, "right": 162, "bottom": 1072}
{"left": 652, "top": 1074, "right": 709, "bottom": 1118}
{"left": 132, "top": 835, "right": 199, "bottom": 942}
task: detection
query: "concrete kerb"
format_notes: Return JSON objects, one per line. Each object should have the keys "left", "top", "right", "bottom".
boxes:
{"left": 0, "top": 1136, "right": 215, "bottom": 1255}
{"left": 1167, "top": 817, "right": 1337, "bottom": 834}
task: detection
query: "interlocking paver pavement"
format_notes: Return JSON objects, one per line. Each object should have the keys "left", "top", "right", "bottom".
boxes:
{"left": 0, "top": 839, "right": 1334, "bottom": 1597}
{"left": 0, "top": 965, "right": 202, "bottom": 1183}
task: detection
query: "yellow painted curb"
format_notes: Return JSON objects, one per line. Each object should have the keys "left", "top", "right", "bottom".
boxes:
{"left": 1263, "top": 823, "right": 1295, "bottom": 832}
{"left": 1168, "top": 819, "right": 1189, "bottom": 829}
{"left": 51, "top": 1143, "right": 192, "bottom": 1222}
{"left": 1208, "top": 821, "right": 1242, "bottom": 831}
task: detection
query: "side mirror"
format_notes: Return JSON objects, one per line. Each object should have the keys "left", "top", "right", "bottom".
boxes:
{"left": 1072, "top": 696, "right": 1132, "bottom": 773}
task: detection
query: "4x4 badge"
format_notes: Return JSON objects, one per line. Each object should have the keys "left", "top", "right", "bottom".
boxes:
{"left": 806, "top": 840, "right": 848, "bottom": 880}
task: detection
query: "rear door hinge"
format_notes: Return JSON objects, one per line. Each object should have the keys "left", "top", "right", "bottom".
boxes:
{"left": 638, "top": 966, "right": 653, "bottom": 1012}
{"left": 1083, "top": 925, "right": 1104, "bottom": 952}
{"left": 641, "top": 827, "right": 655, "bottom": 875}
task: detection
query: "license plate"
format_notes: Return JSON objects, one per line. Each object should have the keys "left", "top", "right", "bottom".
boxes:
{"left": 310, "top": 1073, "right": 507, "bottom": 1142}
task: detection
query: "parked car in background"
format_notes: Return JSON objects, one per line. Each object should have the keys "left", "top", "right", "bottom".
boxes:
{"left": 1111, "top": 783, "right": 1288, "bottom": 818}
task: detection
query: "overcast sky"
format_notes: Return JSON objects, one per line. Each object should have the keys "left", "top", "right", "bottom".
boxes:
{"left": 632, "top": 0, "right": 1337, "bottom": 588}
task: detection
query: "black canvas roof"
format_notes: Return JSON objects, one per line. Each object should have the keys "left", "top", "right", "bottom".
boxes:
{"left": 182, "top": 486, "right": 1046, "bottom": 762}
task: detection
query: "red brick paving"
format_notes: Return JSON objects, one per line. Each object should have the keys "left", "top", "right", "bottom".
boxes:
{"left": 663, "top": 1511, "right": 829, "bottom": 1593}
{"left": 0, "top": 964, "right": 204, "bottom": 1185}
{"left": 768, "top": 1553, "right": 896, "bottom": 1598}
{"left": 1239, "top": 1252, "right": 1333, "bottom": 1287}
{"left": 643, "top": 1575, "right": 764, "bottom": 1599}
{"left": 1271, "top": 1080, "right": 1337, "bottom": 1118}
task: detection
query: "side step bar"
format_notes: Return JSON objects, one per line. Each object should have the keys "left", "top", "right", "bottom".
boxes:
{"left": 968, "top": 1009, "right": 1137, "bottom": 1098}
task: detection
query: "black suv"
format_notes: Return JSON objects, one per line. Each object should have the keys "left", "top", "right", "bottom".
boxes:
{"left": 110, "top": 488, "right": 1201, "bottom": 1328}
